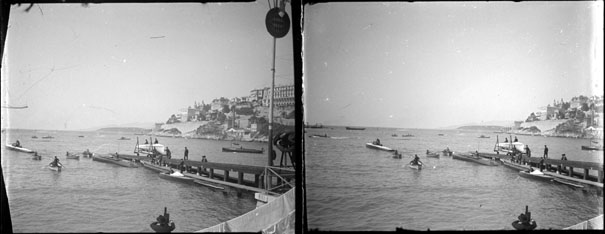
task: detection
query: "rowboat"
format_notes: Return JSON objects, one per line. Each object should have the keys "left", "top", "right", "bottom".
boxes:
{"left": 150, "top": 207, "right": 176, "bottom": 233}
{"left": 92, "top": 154, "right": 138, "bottom": 168}
{"left": 346, "top": 127, "right": 366, "bottom": 130}
{"left": 365, "top": 143, "right": 395, "bottom": 152}
{"left": 552, "top": 178, "right": 584, "bottom": 188}
{"left": 518, "top": 169, "right": 553, "bottom": 182}
{"left": 158, "top": 171, "right": 194, "bottom": 183}
{"left": 48, "top": 163, "right": 63, "bottom": 172}
{"left": 66, "top": 153, "right": 80, "bottom": 160}
{"left": 426, "top": 152, "right": 440, "bottom": 158}
{"left": 222, "top": 146, "right": 264, "bottom": 154}
{"left": 409, "top": 162, "right": 422, "bottom": 170}
{"left": 5, "top": 144, "right": 34, "bottom": 153}
{"left": 494, "top": 141, "right": 526, "bottom": 154}
{"left": 452, "top": 153, "right": 499, "bottom": 166}
{"left": 441, "top": 149, "right": 453, "bottom": 156}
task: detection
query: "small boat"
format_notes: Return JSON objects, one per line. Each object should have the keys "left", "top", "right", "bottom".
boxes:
{"left": 442, "top": 149, "right": 453, "bottom": 156}
{"left": 135, "top": 143, "right": 166, "bottom": 156}
{"left": 48, "top": 162, "right": 63, "bottom": 172}
{"left": 392, "top": 152, "right": 402, "bottom": 159}
{"left": 365, "top": 142, "right": 395, "bottom": 152}
{"left": 32, "top": 136, "right": 38, "bottom": 139}
{"left": 437, "top": 134, "right": 444, "bottom": 136}
{"left": 478, "top": 135, "right": 490, "bottom": 138}
{"left": 391, "top": 134, "right": 398, "bottom": 137}
{"left": 78, "top": 135, "right": 85, "bottom": 138}
{"left": 426, "top": 152, "right": 440, "bottom": 158}
{"left": 309, "top": 134, "right": 329, "bottom": 138}
{"left": 92, "top": 154, "right": 138, "bottom": 168}
{"left": 81, "top": 151, "right": 93, "bottom": 158}
{"left": 552, "top": 178, "right": 584, "bottom": 189}
{"left": 452, "top": 153, "right": 499, "bottom": 166}
{"left": 409, "top": 162, "right": 422, "bottom": 170}
{"left": 400, "top": 134, "right": 414, "bottom": 137}
{"left": 41, "top": 136, "right": 54, "bottom": 139}
{"left": 118, "top": 137, "right": 131, "bottom": 140}
{"left": 511, "top": 206, "right": 537, "bottom": 230}
{"left": 222, "top": 146, "right": 264, "bottom": 154}
{"left": 518, "top": 169, "right": 553, "bottom": 182}
{"left": 346, "top": 127, "right": 366, "bottom": 130}
{"left": 32, "top": 154, "right": 42, "bottom": 160}
{"left": 581, "top": 145, "right": 603, "bottom": 151}
{"left": 5, "top": 144, "right": 35, "bottom": 153}
{"left": 158, "top": 171, "right": 194, "bottom": 183}
{"left": 66, "top": 153, "right": 80, "bottom": 160}
{"left": 193, "top": 180, "right": 225, "bottom": 190}
{"left": 150, "top": 207, "right": 176, "bottom": 233}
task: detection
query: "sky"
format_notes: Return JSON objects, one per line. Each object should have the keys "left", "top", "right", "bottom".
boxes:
{"left": 1, "top": 1, "right": 294, "bottom": 130}
{"left": 303, "top": 1, "right": 604, "bottom": 129}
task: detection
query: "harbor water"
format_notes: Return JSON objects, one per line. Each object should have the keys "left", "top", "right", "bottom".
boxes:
{"left": 306, "top": 127, "right": 603, "bottom": 231}
{"left": 1, "top": 129, "right": 274, "bottom": 232}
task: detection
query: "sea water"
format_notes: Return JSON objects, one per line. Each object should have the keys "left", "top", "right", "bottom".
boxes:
{"left": 1, "top": 129, "right": 276, "bottom": 232}
{"left": 306, "top": 127, "right": 603, "bottom": 231}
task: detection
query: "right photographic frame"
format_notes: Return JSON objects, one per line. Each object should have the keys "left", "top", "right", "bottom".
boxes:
{"left": 303, "top": 1, "right": 604, "bottom": 231}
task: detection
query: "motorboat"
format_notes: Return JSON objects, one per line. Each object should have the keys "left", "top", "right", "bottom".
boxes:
{"left": 5, "top": 144, "right": 34, "bottom": 153}
{"left": 365, "top": 142, "right": 395, "bottom": 152}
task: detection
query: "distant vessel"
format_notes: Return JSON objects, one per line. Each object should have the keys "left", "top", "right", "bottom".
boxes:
{"left": 305, "top": 123, "right": 324, "bottom": 129}
{"left": 346, "top": 127, "right": 366, "bottom": 130}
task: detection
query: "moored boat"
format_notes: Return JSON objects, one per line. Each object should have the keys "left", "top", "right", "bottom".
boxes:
{"left": 222, "top": 146, "right": 264, "bottom": 154}
{"left": 66, "top": 153, "right": 80, "bottom": 160}
{"left": 346, "top": 127, "right": 366, "bottom": 130}
{"left": 5, "top": 144, "right": 35, "bottom": 153}
{"left": 158, "top": 171, "right": 194, "bottom": 183}
{"left": 309, "top": 134, "right": 329, "bottom": 138}
{"left": 32, "top": 136, "right": 38, "bottom": 139}
{"left": 442, "top": 148, "right": 453, "bottom": 156}
{"left": 581, "top": 145, "right": 603, "bottom": 151}
{"left": 452, "top": 153, "right": 499, "bottom": 166}
{"left": 92, "top": 154, "right": 138, "bottom": 168}
{"left": 426, "top": 152, "right": 440, "bottom": 158}
{"left": 518, "top": 169, "right": 553, "bottom": 182}
{"left": 140, "top": 160, "right": 171, "bottom": 173}
{"left": 135, "top": 143, "right": 166, "bottom": 156}
{"left": 478, "top": 135, "right": 490, "bottom": 138}
{"left": 552, "top": 178, "right": 584, "bottom": 188}
{"left": 118, "top": 137, "right": 131, "bottom": 140}
{"left": 41, "top": 136, "right": 54, "bottom": 139}
{"left": 365, "top": 142, "right": 395, "bottom": 152}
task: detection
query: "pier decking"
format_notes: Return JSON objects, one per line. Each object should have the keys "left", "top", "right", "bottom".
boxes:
{"left": 117, "top": 154, "right": 295, "bottom": 194}
{"left": 477, "top": 152, "right": 603, "bottom": 188}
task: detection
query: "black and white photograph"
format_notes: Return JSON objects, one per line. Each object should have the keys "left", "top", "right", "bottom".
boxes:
{"left": 1, "top": 1, "right": 296, "bottom": 232}
{"left": 303, "top": 1, "right": 603, "bottom": 231}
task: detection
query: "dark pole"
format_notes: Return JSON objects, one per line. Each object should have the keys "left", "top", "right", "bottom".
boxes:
{"left": 268, "top": 36, "right": 276, "bottom": 167}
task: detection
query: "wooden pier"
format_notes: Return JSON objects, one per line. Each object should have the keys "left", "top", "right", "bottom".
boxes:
{"left": 477, "top": 152, "right": 604, "bottom": 188}
{"left": 116, "top": 154, "right": 295, "bottom": 194}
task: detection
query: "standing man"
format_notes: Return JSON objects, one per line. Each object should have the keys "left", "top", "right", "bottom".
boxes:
{"left": 184, "top": 147, "right": 189, "bottom": 161}
{"left": 166, "top": 147, "right": 171, "bottom": 159}
{"left": 543, "top": 145, "right": 549, "bottom": 159}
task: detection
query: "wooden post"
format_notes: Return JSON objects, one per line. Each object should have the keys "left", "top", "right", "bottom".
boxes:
{"left": 568, "top": 167, "right": 573, "bottom": 177}
{"left": 255, "top": 174, "right": 260, "bottom": 187}
{"left": 258, "top": 175, "right": 264, "bottom": 189}
{"left": 209, "top": 168, "right": 214, "bottom": 179}
{"left": 584, "top": 168, "right": 589, "bottom": 180}
{"left": 224, "top": 170, "right": 229, "bottom": 182}
{"left": 238, "top": 172, "right": 244, "bottom": 185}
{"left": 557, "top": 165, "right": 561, "bottom": 174}
{"left": 598, "top": 170, "right": 603, "bottom": 183}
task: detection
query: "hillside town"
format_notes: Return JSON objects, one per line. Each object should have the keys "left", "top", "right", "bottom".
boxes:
{"left": 153, "top": 85, "right": 295, "bottom": 141}
{"left": 513, "top": 95, "right": 604, "bottom": 138}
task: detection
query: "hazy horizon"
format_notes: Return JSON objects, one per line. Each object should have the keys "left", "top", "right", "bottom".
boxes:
{"left": 2, "top": 2, "right": 293, "bottom": 130}
{"left": 303, "top": 2, "right": 604, "bottom": 129}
